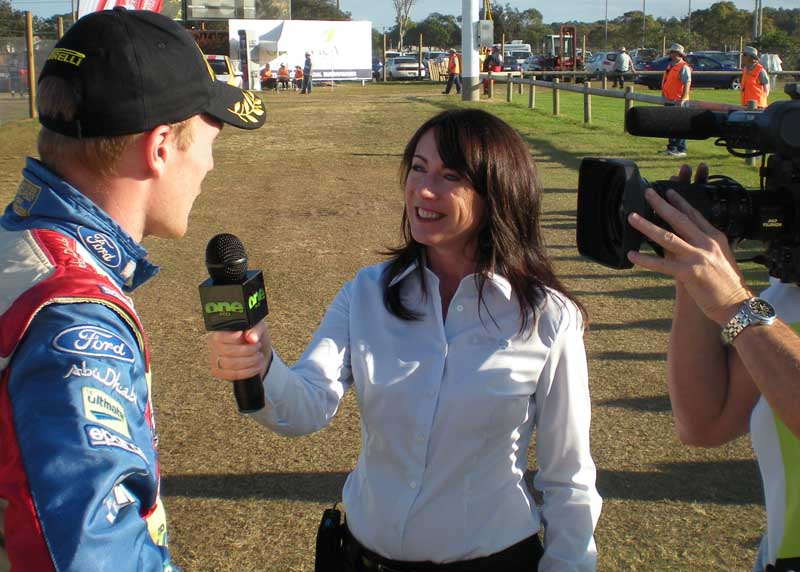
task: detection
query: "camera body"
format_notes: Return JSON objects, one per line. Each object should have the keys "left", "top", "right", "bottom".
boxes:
{"left": 577, "top": 85, "right": 800, "bottom": 283}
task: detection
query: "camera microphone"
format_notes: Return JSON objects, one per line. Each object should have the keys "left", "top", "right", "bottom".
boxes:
{"left": 198, "top": 233, "right": 269, "bottom": 413}
{"left": 625, "top": 106, "right": 721, "bottom": 140}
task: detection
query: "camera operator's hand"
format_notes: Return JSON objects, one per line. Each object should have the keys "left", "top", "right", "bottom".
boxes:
{"left": 626, "top": 184, "right": 750, "bottom": 326}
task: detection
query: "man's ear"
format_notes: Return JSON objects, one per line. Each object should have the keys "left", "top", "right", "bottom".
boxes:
{"left": 143, "top": 124, "right": 174, "bottom": 177}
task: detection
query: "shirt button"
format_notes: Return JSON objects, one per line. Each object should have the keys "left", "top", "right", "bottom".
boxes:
{"left": 416, "top": 434, "right": 424, "bottom": 443}
{"left": 409, "top": 481, "right": 417, "bottom": 489}
{"left": 456, "top": 304, "right": 464, "bottom": 312}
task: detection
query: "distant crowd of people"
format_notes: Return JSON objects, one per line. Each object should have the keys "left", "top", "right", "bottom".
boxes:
{"left": 258, "top": 51, "right": 313, "bottom": 93}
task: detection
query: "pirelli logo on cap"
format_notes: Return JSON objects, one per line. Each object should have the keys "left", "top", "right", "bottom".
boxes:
{"left": 48, "top": 48, "right": 86, "bottom": 67}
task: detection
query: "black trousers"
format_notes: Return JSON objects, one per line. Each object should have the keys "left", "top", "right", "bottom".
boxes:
{"left": 342, "top": 525, "right": 543, "bottom": 572}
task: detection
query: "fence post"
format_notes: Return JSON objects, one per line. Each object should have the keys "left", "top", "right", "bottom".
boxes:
{"left": 518, "top": 76, "right": 523, "bottom": 94}
{"left": 506, "top": 75, "right": 512, "bottom": 102}
{"left": 488, "top": 71, "right": 493, "bottom": 98}
{"left": 57, "top": 16, "right": 64, "bottom": 38}
{"left": 746, "top": 100, "right": 757, "bottom": 166}
{"left": 584, "top": 81, "right": 592, "bottom": 124}
{"left": 529, "top": 77, "right": 536, "bottom": 109}
{"left": 26, "top": 11, "right": 36, "bottom": 120}
{"left": 553, "top": 78, "right": 560, "bottom": 116}
{"left": 602, "top": 73, "right": 607, "bottom": 90}
{"left": 624, "top": 86, "right": 633, "bottom": 124}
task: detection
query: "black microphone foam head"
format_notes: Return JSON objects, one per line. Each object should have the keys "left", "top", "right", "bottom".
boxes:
{"left": 205, "top": 233, "right": 248, "bottom": 284}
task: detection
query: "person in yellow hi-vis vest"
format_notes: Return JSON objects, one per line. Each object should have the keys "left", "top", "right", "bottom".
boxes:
{"left": 442, "top": 48, "right": 462, "bottom": 95}
{"left": 740, "top": 45, "right": 770, "bottom": 109}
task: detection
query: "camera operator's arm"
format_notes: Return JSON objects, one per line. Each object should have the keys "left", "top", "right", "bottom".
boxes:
{"left": 627, "top": 188, "right": 800, "bottom": 442}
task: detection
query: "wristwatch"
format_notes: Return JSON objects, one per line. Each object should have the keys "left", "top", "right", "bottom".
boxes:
{"left": 720, "top": 297, "right": 776, "bottom": 346}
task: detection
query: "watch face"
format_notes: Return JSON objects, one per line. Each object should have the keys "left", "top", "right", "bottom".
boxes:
{"left": 748, "top": 297, "right": 776, "bottom": 320}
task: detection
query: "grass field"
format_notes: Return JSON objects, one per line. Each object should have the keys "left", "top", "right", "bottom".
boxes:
{"left": 0, "top": 80, "right": 779, "bottom": 571}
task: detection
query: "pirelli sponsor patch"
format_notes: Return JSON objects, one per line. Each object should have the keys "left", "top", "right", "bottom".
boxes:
{"left": 47, "top": 47, "right": 85, "bottom": 67}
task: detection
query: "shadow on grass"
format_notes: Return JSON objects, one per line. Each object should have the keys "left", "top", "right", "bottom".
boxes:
{"left": 162, "top": 471, "right": 348, "bottom": 502}
{"left": 574, "top": 285, "right": 675, "bottom": 300}
{"left": 525, "top": 459, "right": 762, "bottom": 504}
{"left": 597, "top": 394, "right": 673, "bottom": 412}
{"left": 588, "top": 318, "right": 672, "bottom": 332}
{"left": 163, "top": 460, "right": 760, "bottom": 505}
{"left": 590, "top": 350, "right": 666, "bottom": 361}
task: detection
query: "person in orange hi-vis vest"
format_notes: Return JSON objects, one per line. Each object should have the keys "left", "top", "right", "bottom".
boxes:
{"left": 660, "top": 43, "right": 692, "bottom": 157}
{"left": 442, "top": 48, "right": 462, "bottom": 95}
{"left": 740, "top": 45, "right": 770, "bottom": 109}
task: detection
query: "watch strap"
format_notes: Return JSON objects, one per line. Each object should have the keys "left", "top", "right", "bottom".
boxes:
{"left": 721, "top": 297, "right": 776, "bottom": 346}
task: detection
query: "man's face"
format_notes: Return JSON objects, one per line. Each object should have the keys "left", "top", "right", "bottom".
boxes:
{"left": 145, "top": 114, "right": 221, "bottom": 239}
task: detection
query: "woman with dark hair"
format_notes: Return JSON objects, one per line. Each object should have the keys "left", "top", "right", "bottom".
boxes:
{"left": 206, "top": 108, "right": 601, "bottom": 571}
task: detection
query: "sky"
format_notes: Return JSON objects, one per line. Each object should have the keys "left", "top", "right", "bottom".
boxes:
{"left": 13, "top": 0, "right": 800, "bottom": 25}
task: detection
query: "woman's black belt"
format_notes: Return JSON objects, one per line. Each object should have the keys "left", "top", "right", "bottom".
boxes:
{"left": 342, "top": 524, "right": 543, "bottom": 572}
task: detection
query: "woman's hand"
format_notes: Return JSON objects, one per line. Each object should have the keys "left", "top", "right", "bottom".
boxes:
{"left": 207, "top": 320, "right": 273, "bottom": 382}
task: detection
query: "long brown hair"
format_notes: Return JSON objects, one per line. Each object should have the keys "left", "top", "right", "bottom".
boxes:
{"left": 382, "top": 108, "right": 586, "bottom": 333}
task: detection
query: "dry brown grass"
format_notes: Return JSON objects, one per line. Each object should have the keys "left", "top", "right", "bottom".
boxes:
{"left": 0, "top": 81, "right": 765, "bottom": 571}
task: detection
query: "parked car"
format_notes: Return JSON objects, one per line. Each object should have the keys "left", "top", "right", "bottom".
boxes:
{"left": 384, "top": 57, "right": 426, "bottom": 80}
{"left": 585, "top": 51, "right": 617, "bottom": 76}
{"left": 501, "top": 55, "right": 521, "bottom": 73}
{"left": 636, "top": 54, "right": 742, "bottom": 90}
{"left": 422, "top": 51, "right": 448, "bottom": 63}
{"left": 522, "top": 54, "right": 542, "bottom": 72}
{"left": 505, "top": 50, "right": 531, "bottom": 66}
{"left": 629, "top": 48, "right": 657, "bottom": 67}
{"left": 205, "top": 54, "right": 242, "bottom": 88}
{"left": 693, "top": 50, "right": 741, "bottom": 67}
{"left": 372, "top": 57, "right": 384, "bottom": 81}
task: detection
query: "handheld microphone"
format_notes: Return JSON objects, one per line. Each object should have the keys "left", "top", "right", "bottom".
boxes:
{"left": 625, "top": 106, "right": 721, "bottom": 139}
{"left": 199, "top": 233, "right": 268, "bottom": 413}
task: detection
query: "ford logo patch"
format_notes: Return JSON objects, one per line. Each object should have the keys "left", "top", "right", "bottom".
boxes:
{"left": 53, "top": 325, "right": 136, "bottom": 363}
{"left": 77, "top": 226, "right": 122, "bottom": 269}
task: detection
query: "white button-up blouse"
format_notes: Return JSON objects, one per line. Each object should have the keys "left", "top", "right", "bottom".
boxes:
{"left": 253, "top": 260, "right": 601, "bottom": 571}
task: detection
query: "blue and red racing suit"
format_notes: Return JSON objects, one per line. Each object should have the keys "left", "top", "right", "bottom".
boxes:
{"left": 0, "top": 158, "right": 177, "bottom": 571}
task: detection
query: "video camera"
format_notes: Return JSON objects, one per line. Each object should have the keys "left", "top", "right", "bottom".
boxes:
{"left": 576, "top": 84, "right": 800, "bottom": 283}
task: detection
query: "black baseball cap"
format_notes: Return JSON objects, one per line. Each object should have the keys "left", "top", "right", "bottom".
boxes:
{"left": 39, "top": 7, "right": 266, "bottom": 138}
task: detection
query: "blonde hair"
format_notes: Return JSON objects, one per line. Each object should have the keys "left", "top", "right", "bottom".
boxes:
{"left": 37, "top": 76, "right": 195, "bottom": 179}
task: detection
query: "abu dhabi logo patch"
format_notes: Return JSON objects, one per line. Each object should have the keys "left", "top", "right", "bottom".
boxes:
{"left": 53, "top": 325, "right": 135, "bottom": 363}
{"left": 77, "top": 226, "right": 122, "bottom": 269}
{"left": 82, "top": 386, "right": 130, "bottom": 437}
{"left": 11, "top": 178, "right": 41, "bottom": 217}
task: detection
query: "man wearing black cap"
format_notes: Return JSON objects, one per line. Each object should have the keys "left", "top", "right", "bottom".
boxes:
{"left": 0, "top": 8, "right": 265, "bottom": 571}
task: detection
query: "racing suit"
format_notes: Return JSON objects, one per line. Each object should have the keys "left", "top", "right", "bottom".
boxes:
{"left": 0, "top": 158, "right": 176, "bottom": 571}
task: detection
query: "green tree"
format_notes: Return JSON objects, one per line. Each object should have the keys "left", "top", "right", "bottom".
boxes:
{"left": 406, "top": 12, "right": 459, "bottom": 49}
{"left": 291, "top": 0, "right": 350, "bottom": 20}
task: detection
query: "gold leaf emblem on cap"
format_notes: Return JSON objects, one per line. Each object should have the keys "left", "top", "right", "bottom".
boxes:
{"left": 227, "top": 91, "right": 265, "bottom": 124}
{"left": 48, "top": 48, "right": 86, "bottom": 67}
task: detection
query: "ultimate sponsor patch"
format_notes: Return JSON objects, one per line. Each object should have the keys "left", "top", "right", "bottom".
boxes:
{"left": 77, "top": 226, "right": 122, "bottom": 269}
{"left": 53, "top": 325, "right": 135, "bottom": 363}
{"left": 11, "top": 178, "right": 41, "bottom": 217}
{"left": 85, "top": 425, "right": 147, "bottom": 463}
{"left": 82, "top": 386, "right": 130, "bottom": 437}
